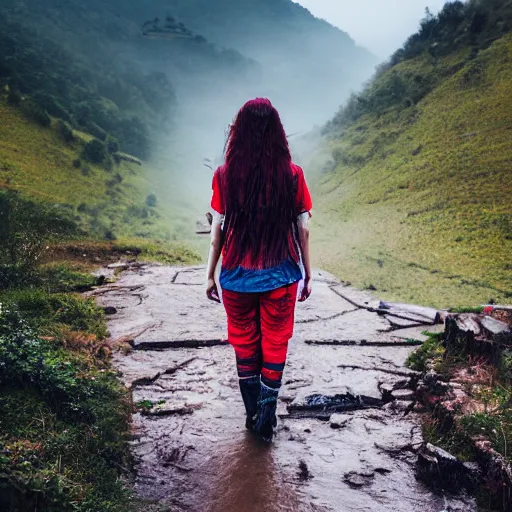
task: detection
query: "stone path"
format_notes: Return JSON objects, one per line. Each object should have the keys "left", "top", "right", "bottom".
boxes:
{"left": 92, "top": 265, "right": 475, "bottom": 512}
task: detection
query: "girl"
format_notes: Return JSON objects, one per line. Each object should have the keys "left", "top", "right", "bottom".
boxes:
{"left": 206, "top": 98, "right": 312, "bottom": 442}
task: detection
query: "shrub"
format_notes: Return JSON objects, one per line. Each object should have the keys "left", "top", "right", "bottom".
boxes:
{"left": 83, "top": 139, "right": 106, "bottom": 164}
{"left": 56, "top": 119, "right": 75, "bottom": 143}
{"left": 0, "top": 191, "right": 78, "bottom": 267}
{"left": 107, "top": 138, "right": 119, "bottom": 154}
{"left": 85, "top": 121, "right": 107, "bottom": 141}
{"left": 73, "top": 158, "right": 82, "bottom": 169}
{"left": 19, "top": 98, "right": 51, "bottom": 127}
{"left": 0, "top": 305, "right": 131, "bottom": 510}
{"left": 406, "top": 332, "right": 445, "bottom": 372}
{"left": 145, "top": 193, "right": 157, "bottom": 208}
{"left": 7, "top": 87, "right": 21, "bottom": 106}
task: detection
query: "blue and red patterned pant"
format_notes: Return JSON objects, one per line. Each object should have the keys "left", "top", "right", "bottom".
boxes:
{"left": 222, "top": 283, "right": 298, "bottom": 388}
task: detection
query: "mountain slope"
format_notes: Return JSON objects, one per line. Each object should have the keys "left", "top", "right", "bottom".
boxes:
{"left": 311, "top": 3, "right": 512, "bottom": 308}
{"left": 97, "top": 0, "right": 377, "bottom": 131}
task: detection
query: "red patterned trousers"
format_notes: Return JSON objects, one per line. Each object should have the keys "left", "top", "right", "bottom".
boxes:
{"left": 222, "top": 283, "right": 298, "bottom": 387}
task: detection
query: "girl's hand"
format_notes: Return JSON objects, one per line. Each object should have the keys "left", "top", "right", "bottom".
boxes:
{"left": 206, "top": 278, "right": 221, "bottom": 303}
{"left": 298, "top": 277, "right": 312, "bottom": 302}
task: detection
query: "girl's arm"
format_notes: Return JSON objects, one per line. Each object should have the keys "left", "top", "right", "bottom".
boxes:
{"left": 298, "top": 212, "right": 312, "bottom": 302}
{"left": 206, "top": 213, "right": 224, "bottom": 302}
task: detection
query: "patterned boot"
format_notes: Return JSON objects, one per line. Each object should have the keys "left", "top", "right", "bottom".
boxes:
{"left": 254, "top": 382, "right": 279, "bottom": 442}
{"left": 239, "top": 376, "right": 260, "bottom": 430}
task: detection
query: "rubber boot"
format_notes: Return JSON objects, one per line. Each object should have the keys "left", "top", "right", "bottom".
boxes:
{"left": 239, "top": 376, "right": 260, "bottom": 430}
{"left": 254, "top": 382, "right": 279, "bottom": 442}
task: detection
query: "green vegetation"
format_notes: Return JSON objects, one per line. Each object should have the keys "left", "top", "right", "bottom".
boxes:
{"left": 0, "top": 99, "right": 196, "bottom": 242}
{"left": 313, "top": 1, "right": 512, "bottom": 308}
{"left": 0, "top": 289, "right": 132, "bottom": 511}
{"left": 407, "top": 318, "right": 512, "bottom": 510}
{"left": 406, "top": 332, "right": 445, "bottom": 373}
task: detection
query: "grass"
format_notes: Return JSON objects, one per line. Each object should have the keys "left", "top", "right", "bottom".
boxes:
{"left": 0, "top": 268, "right": 133, "bottom": 511}
{"left": 311, "top": 34, "right": 512, "bottom": 308}
{"left": 0, "top": 97, "right": 196, "bottom": 243}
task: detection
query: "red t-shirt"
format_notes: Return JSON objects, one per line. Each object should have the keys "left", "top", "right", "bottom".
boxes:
{"left": 211, "top": 162, "right": 312, "bottom": 216}
{"left": 211, "top": 162, "right": 313, "bottom": 271}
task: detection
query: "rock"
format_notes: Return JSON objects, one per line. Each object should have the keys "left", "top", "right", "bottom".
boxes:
{"left": 142, "top": 401, "right": 201, "bottom": 417}
{"left": 416, "top": 443, "right": 481, "bottom": 493}
{"left": 107, "top": 262, "right": 129, "bottom": 270}
{"left": 379, "top": 301, "right": 440, "bottom": 324}
{"left": 391, "top": 389, "right": 415, "bottom": 401}
{"left": 343, "top": 470, "right": 374, "bottom": 488}
{"left": 480, "top": 316, "right": 512, "bottom": 342}
{"left": 330, "top": 413, "right": 349, "bottom": 429}
{"left": 383, "top": 400, "right": 413, "bottom": 414}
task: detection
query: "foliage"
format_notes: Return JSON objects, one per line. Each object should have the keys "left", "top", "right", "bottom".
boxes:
{"left": 0, "top": 191, "right": 78, "bottom": 268}
{"left": 0, "top": 304, "right": 131, "bottom": 511}
{"left": 145, "top": 193, "right": 157, "bottom": 208}
{"left": 83, "top": 139, "right": 107, "bottom": 164}
{"left": 314, "top": 32, "right": 512, "bottom": 308}
{"left": 449, "top": 306, "right": 485, "bottom": 314}
{"left": 327, "top": 0, "right": 512, "bottom": 131}
{"left": 56, "top": 119, "right": 75, "bottom": 143}
{"left": 406, "top": 332, "right": 445, "bottom": 372}
{"left": 0, "top": 13, "right": 169, "bottom": 158}
{"left": 0, "top": 290, "right": 108, "bottom": 339}
{"left": 19, "top": 97, "right": 51, "bottom": 127}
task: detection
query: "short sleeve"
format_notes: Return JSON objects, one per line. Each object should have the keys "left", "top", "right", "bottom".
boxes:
{"left": 211, "top": 167, "right": 225, "bottom": 214}
{"left": 294, "top": 165, "right": 313, "bottom": 215}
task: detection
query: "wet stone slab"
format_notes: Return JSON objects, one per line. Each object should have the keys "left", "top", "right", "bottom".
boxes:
{"left": 102, "top": 265, "right": 476, "bottom": 512}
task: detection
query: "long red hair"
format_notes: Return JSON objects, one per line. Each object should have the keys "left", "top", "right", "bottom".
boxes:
{"left": 222, "top": 98, "right": 298, "bottom": 269}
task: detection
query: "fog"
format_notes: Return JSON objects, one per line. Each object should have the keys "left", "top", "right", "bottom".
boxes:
{"left": 294, "top": 0, "right": 448, "bottom": 58}
{"left": 3, "top": 0, "right": 439, "bottom": 235}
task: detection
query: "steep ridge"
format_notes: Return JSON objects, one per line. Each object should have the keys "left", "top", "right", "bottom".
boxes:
{"left": 110, "top": 0, "right": 377, "bottom": 130}
{"left": 310, "top": 0, "right": 512, "bottom": 308}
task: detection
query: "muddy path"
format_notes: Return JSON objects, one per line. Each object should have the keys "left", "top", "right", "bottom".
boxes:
{"left": 91, "top": 264, "right": 475, "bottom": 512}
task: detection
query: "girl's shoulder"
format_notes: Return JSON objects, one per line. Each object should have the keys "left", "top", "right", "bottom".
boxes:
{"left": 290, "top": 162, "right": 304, "bottom": 176}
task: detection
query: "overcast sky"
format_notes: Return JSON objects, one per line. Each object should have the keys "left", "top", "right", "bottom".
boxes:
{"left": 294, "top": 0, "right": 448, "bottom": 58}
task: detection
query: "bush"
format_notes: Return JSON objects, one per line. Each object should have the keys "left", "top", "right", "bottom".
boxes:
{"left": 85, "top": 121, "right": 107, "bottom": 141}
{"left": 56, "top": 119, "right": 75, "bottom": 143}
{"left": 83, "top": 139, "right": 106, "bottom": 164}
{"left": 19, "top": 98, "right": 51, "bottom": 127}
{"left": 406, "top": 332, "right": 445, "bottom": 372}
{"left": 7, "top": 87, "right": 21, "bottom": 106}
{"left": 145, "top": 193, "right": 157, "bottom": 208}
{"left": 73, "top": 158, "right": 82, "bottom": 169}
{"left": 0, "top": 191, "right": 78, "bottom": 267}
{"left": 0, "top": 306, "right": 131, "bottom": 510}
{"left": 107, "top": 138, "right": 119, "bottom": 154}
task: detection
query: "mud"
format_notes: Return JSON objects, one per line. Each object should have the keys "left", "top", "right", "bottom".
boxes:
{"left": 93, "top": 264, "right": 475, "bottom": 511}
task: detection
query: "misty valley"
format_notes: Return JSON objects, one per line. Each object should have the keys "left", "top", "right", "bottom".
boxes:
{"left": 0, "top": 1, "right": 511, "bottom": 511}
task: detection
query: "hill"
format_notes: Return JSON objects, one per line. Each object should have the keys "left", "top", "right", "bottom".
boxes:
{"left": 115, "top": 0, "right": 377, "bottom": 130}
{"left": 310, "top": 0, "right": 512, "bottom": 308}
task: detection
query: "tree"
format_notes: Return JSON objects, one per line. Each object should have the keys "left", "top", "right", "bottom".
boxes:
{"left": 83, "top": 139, "right": 106, "bottom": 164}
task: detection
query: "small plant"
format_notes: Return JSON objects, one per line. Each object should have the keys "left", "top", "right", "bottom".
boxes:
{"left": 406, "top": 332, "right": 445, "bottom": 372}
{"left": 72, "top": 158, "right": 82, "bottom": 169}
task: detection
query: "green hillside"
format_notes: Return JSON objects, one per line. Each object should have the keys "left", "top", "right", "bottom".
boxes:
{"left": 0, "top": 97, "right": 195, "bottom": 242}
{"left": 312, "top": 1, "right": 512, "bottom": 308}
